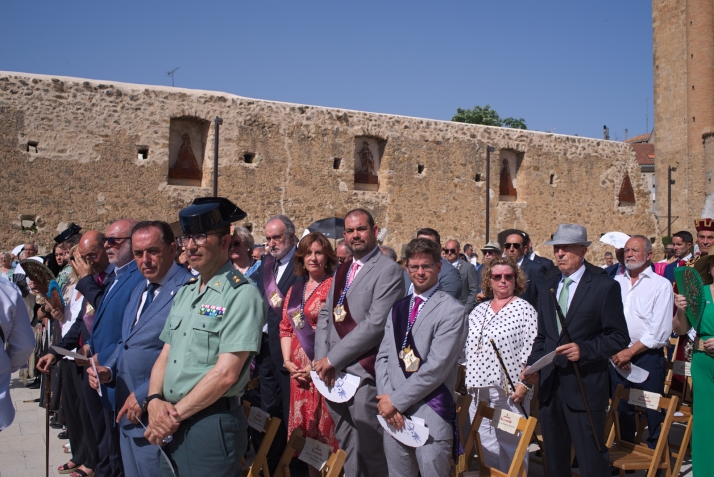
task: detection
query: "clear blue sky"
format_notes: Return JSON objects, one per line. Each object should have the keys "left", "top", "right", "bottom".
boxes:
{"left": 1, "top": 1, "right": 653, "bottom": 140}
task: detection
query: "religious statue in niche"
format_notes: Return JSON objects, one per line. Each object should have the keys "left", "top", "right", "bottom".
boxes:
{"left": 354, "top": 141, "right": 379, "bottom": 184}
{"left": 499, "top": 159, "right": 517, "bottom": 198}
{"left": 169, "top": 133, "right": 202, "bottom": 180}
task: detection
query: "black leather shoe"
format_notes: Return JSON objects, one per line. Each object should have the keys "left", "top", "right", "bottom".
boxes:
{"left": 57, "top": 431, "right": 68, "bottom": 439}
{"left": 50, "top": 421, "right": 63, "bottom": 429}
{"left": 27, "top": 380, "right": 41, "bottom": 389}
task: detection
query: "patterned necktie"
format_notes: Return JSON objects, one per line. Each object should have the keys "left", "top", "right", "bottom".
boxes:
{"left": 96, "top": 271, "right": 107, "bottom": 286}
{"left": 273, "top": 258, "right": 281, "bottom": 279}
{"left": 138, "top": 283, "right": 160, "bottom": 320}
{"left": 409, "top": 296, "right": 424, "bottom": 326}
{"left": 557, "top": 277, "right": 573, "bottom": 333}
{"left": 347, "top": 262, "right": 361, "bottom": 287}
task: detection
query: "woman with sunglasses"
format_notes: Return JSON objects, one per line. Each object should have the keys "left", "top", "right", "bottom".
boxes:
{"left": 464, "top": 256, "right": 538, "bottom": 473}
{"left": 229, "top": 226, "right": 261, "bottom": 280}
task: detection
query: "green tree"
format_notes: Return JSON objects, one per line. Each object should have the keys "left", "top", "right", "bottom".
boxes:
{"left": 451, "top": 105, "right": 527, "bottom": 129}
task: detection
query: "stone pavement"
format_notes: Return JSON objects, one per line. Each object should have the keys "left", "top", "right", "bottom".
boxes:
{"left": 0, "top": 370, "right": 694, "bottom": 477}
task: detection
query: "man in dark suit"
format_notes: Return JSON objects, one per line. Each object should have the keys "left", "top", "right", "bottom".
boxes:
{"left": 255, "top": 215, "right": 301, "bottom": 475}
{"left": 523, "top": 232, "right": 555, "bottom": 271}
{"left": 88, "top": 221, "right": 193, "bottom": 477}
{"left": 415, "top": 228, "right": 462, "bottom": 299}
{"left": 442, "top": 239, "right": 478, "bottom": 314}
{"left": 522, "top": 224, "right": 629, "bottom": 477}
{"left": 605, "top": 247, "right": 627, "bottom": 277}
{"left": 502, "top": 231, "right": 546, "bottom": 308}
{"left": 663, "top": 230, "right": 694, "bottom": 283}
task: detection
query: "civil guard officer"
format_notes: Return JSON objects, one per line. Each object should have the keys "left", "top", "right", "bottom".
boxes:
{"left": 143, "top": 197, "right": 266, "bottom": 477}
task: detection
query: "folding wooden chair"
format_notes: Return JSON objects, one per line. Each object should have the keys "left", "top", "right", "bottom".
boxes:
{"left": 457, "top": 400, "right": 536, "bottom": 477}
{"left": 605, "top": 384, "right": 678, "bottom": 477}
{"left": 456, "top": 392, "right": 473, "bottom": 444}
{"left": 662, "top": 360, "right": 694, "bottom": 477}
{"left": 456, "top": 364, "right": 467, "bottom": 395}
{"left": 526, "top": 381, "right": 547, "bottom": 477}
{"left": 274, "top": 429, "right": 346, "bottom": 477}
{"left": 241, "top": 401, "right": 282, "bottom": 477}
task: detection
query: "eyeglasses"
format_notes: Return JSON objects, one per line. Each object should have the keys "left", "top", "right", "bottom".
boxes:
{"left": 176, "top": 233, "right": 222, "bottom": 247}
{"left": 504, "top": 243, "right": 521, "bottom": 250}
{"left": 229, "top": 240, "right": 242, "bottom": 249}
{"left": 490, "top": 274, "right": 515, "bottom": 282}
{"left": 104, "top": 237, "right": 131, "bottom": 246}
{"left": 442, "top": 248, "right": 457, "bottom": 255}
{"left": 483, "top": 250, "right": 499, "bottom": 256}
{"left": 407, "top": 263, "right": 437, "bottom": 273}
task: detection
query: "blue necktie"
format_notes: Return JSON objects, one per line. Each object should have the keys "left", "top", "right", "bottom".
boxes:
{"left": 139, "top": 283, "right": 160, "bottom": 319}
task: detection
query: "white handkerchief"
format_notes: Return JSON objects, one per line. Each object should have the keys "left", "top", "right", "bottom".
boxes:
{"left": 609, "top": 359, "right": 649, "bottom": 384}
{"left": 524, "top": 350, "right": 557, "bottom": 375}
{"left": 377, "top": 415, "right": 429, "bottom": 448}
{"left": 310, "top": 371, "right": 360, "bottom": 403}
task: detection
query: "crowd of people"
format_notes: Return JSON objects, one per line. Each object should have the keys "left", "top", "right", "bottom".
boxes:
{"left": 0, "top": 198, "right": 712, "bottom": 477}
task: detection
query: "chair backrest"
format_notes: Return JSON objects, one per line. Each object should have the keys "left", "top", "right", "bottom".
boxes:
{"left": 242, "top": 401, "right": 282, "bottom": 477}
{"left": 605, "top": 384, "right": 679, "bottom": 474}
{"left": 459, "top": 400, "right": 536, "bottom": 477}
{"left": 456, "top": 393, "right": 473, "bottom": 444}
{"left": 274, "top": 429, "right": 347, "bottom": 477}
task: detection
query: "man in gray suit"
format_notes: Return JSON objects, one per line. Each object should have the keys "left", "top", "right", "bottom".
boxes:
{"left": 314, "top": 208, "right": 405, "bottom": 477}
{"left": 442, "top": 239, "right": 478, "bottom": 314}
{"left": 88, "top": 221, "right": 193, "bottom": 477}
{"left": 415, "top": 228, "right": 462, "bottom": 299}
{"left": 376, "top": 238, "right": 468, "bottom": 477}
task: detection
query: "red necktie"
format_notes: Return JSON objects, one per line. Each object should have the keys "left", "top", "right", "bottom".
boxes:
{"left": 409, "top": 296, "right": 424, "bottom": 326}
{"left": 96, "top": 271, "right": 107, "bottom": 286}
{"left": 679, "top": 260, "right": 686, "bottom": 267}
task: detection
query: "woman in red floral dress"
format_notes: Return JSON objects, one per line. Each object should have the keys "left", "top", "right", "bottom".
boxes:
{"left": 280, "top": 233, "right": 339, "bottom": 473}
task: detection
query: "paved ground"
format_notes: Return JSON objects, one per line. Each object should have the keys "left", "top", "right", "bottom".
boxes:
{"left": 0, "top": 370, "right": 694, "bottom": 477}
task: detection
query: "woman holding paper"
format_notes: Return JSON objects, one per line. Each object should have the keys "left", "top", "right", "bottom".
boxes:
{"left": 280, "top": 233, "right": 339, "bottom": 474}
{"left": 673, "top": 254, "right": 714, "bottom": 475}
{"left": 464, "top": 256, "right": 538, "bottom": 474}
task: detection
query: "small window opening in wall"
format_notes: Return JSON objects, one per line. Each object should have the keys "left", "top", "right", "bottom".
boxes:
{"left": 244, "top": 224, "right": 253, "bottom": 233}
{"left": 692, "top": 54, "right": 695, "bottom": 59}
{"left": 137, "top": 148, "right": 149, "bottom": 160}
{"left": 243, "top": 153, "right": 255, "bottom": 164}
{"left": 417, "top": 164, "right": 425, "bottom": 174}
{"left": 27, "top": 141, "right": 38, "bottom": 153}
{"left": 550, "top": 174, "right": 554, "bottom": 185}
{"left": 694, "top": 117, "right": 696, "bottom": 122}
{"left": 333, "top": 158, "right": 341, "bottom": 170}
{"left": 649, "top": 237, "right": 656, "bottom": 243}
{"left": 20, "top": 215, "right": 38, "bottom": 233}
{"left": 693, "top": 85, "right": 695, "bottom": 90}
{"left": 474, "top": 173, "right": 482, "bottom": 182}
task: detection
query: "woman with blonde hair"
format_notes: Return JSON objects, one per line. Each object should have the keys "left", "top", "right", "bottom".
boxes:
{"left": 229, "top": 226, "right": 261, "bottom": 279}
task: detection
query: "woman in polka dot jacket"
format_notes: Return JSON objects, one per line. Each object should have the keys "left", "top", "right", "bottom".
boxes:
{"left": 464, "top": 256, "right": 538, "bottom": 474}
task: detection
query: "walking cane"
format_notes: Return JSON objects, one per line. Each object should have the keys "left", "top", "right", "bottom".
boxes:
{"left": 549, "top": 289, "right": 602, "bottom": 452}
{"left": 489, "top": 339, "right": 529, "bottom": 418}
{"left": 44, "top": 368, "right": 51, "bottom": 477}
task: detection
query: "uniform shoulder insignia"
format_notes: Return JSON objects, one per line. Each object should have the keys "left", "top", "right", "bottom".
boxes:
{"left": 228, "top": 269, "right": 248, "bottom": 289}
{"left": 184, "top": 277, "right": 199, "bottom": 286}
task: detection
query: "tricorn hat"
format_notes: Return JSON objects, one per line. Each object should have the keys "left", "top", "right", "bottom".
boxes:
{"left": 54, "top": 223, "right": 82, "bottom": 245}
{"left": 179, "top": 197, "right": 247, "bottom": 235}
{"left": 544, "top": 224, "right": 592, "bottom": 247}
{"left": 481, "top": 241, "right": 502, "bottom": 253}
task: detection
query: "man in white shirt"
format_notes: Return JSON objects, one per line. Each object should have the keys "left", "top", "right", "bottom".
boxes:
{"left": 610, "top": 235, "right": 673, "bottom": 449}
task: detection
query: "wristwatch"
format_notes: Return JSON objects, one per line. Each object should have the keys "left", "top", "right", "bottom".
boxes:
{"left": 142, "top": 394, "right": 163, "bottom": 413}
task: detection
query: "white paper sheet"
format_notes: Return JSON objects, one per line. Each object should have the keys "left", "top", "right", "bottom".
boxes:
{"left": 247, "top": 406, "right": 269, "bottom": 432}
{"left": 377, "top": 415, "right": 429, "bottom": 448}
{"left": 51, "top": 345, "right": 86, "bottom": 361}
{"left": 91, "top": 357, "right": 103, "bottom": 397}
{"left": 609, "top": 360, "right": 649, "bottom": 384}
{"left": 298, "top": 437, "right": 331, "bottom": 470}
{"left": 672, "top": 360, "right": 691, "bottom": 377}
{"left": 524, "top": 350, "right": 556, "bottom": 375}
{"left": 628, "top": 389, "right": 661, "bottom": 410}
{"left": 493, "top": 408, "right": 521, "bottom": 435}
{"left": 310, "top": 371, "right": 360, "bottom": 403}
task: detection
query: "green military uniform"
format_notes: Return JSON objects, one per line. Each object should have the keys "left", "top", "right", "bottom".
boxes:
{"left": 160, "top": 261, "right": 264, "bottom": 402}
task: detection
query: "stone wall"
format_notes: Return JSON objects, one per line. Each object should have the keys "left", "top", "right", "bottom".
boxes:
{"left": 0, "top": 71, "right": 657, "bottom": 262}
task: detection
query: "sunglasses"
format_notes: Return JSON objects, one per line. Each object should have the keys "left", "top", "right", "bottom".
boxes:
{"left": 104, "top": 236, "right": 130, "bottom": 246}
{"left": 442, "top": 248, "right": 457, "bottom": 255}
{"left": 490, "top": 274, "right": 515, "bottom": 282}
{"left": 483, "top": 250, "right": 499, "bottom": 256}
{"left": 504, "top": 243, "right": 521, "bottom": 250}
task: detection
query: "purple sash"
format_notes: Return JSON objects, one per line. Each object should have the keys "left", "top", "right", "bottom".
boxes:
{"left": 331, "top": 260, "right": 377, "bottom": 378}
{"left": 285, "top": 281, "right": 316, "bottom": 361}
{"left": 262, "top": 255, "right": 285, "bottom": 315}
{"left": 391, "top": 295, "right": 463, "bottom": 459}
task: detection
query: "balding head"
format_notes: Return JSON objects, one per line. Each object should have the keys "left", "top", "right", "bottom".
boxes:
{"left": 105, "top": 219, "right": 137, "bottom": 267}
{"left": 79, "top": 230, "right": 110, "bottom": 274}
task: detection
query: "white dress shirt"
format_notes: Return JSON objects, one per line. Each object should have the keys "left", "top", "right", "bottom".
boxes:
{"left": 275, "top": 246, "right": 296, "bottom": 283}
{"left": 555, "top": 262, "right": 586, "bottom": 309}
{"left": 615, "top": 266, "right": 674, "bottom": 349}
{"left": 133, "top": 263, "right": 181, "bottom": 326}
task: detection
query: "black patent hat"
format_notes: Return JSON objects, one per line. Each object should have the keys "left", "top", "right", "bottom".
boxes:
{"left": 179, "top": 197, "right": 247, "bottom": 234}
{"left": 54, "top": 223, "right": 82, "bottom": 244}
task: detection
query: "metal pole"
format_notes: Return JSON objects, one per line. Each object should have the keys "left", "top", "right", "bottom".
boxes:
{"left": 485, "top": 146, "right": 494, "bottom": 243}
{"left": 667, "top": 166, "right": 677, "bottom": 244}
{"left": 213, "top": 117, "right": 223, "bottom": 197}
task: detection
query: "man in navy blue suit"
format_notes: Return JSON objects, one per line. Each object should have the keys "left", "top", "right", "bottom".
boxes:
{"left": 663, "top": 231, "right": 694, "bottom": 284}
{"left": 89, "top": 221, "right": 192, "bottom": 477}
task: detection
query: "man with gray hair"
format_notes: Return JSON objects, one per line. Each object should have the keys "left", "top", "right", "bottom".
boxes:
{"left": 610, "top": 235, "right": 673, "bottom": 449}
{"left": 255, "top": 215, "right": 303, "bottom": 475}
{"left": 379, "top": 245, "right": 397, "bottom": 261}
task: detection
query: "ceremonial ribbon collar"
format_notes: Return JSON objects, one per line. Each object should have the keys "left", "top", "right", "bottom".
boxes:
{"left": 401, "top": 286, "right": 439, "bottom": 351}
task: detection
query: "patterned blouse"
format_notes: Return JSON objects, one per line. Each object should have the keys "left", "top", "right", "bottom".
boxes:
{"left": 464, "top": 297, "right": 538, "bottom": 394}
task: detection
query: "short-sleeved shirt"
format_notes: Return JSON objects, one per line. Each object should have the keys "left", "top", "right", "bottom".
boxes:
{"left": 159, "top": 261, "right": 265, "bottom": 403}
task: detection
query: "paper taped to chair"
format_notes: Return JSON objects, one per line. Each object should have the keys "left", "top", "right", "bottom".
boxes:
{"left": 627, "top": 389, "right": 661, "bottom": 410}
{"left": 310, "top": 371, "right": 360, "bottom": 403}
{"left": 609, "top": 359, "right": 649, "bottom": 383}
{"left": 493, "top": 408, "right": 520, "bottom": 435}
{"left": 672, "top": 360, "right": 691, "bottom": 377}
{"left": 298, "top": 437, "right": 331, "bottom": 471}
{"left": 247, "top": 406, "right": 269, "bottom": 431}
{"left": 524, "top": 350, "right": 556, "bottom": 375}
{"left": 377, "top": 415, "right": 429, "bottom": 447}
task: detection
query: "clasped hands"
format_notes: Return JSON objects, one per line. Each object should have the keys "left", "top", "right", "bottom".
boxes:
{"left": 144, "top": 399, "right": 180, "bottom": 445}
{"left": 284, "top": 360, "right": 312, "bottom": 384}
{"left": 312, "top": 357, "right": 335, "bottom": 386}
{"left": 376, "top": 394, "right": 405, "bottom": 430}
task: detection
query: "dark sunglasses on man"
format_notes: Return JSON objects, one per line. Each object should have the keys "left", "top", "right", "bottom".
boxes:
{"left": 503, "top": 243, "right": 521, "bottom": 250}
{"left": 104, "top": 237, "right": 130, "bottom": 246}
{"left": 442, "top": 248, "right": 458, "bottom": 255}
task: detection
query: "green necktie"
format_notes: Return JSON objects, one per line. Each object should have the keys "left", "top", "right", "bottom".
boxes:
{"left": 557, "top": 277, "right": 573, "bottom": 333}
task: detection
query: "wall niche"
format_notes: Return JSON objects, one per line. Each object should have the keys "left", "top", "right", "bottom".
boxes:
{"left": 618, "top": 172, "right": 636, "bottom": 206}
{"left": 353, "top": 137, "right": 386, "bottom": 192}
{"left": 168, "top": 116, "right": 210, "bottom": 186}
{"left": 498, "top": 149, "right": 523, "bottom": 202}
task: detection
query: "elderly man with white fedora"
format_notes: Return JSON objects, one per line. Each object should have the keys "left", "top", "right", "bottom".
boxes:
{"left": 522, "top": 224, "right": 629, "bottom": 477}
